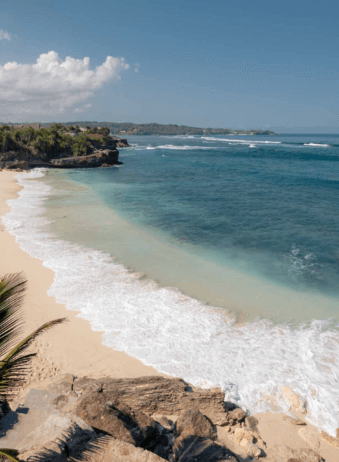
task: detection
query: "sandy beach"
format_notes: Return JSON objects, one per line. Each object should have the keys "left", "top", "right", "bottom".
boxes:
{"left": 0, "top": 170, "right": 160, "bottom": 384}
{"left": 1, "top": 169, "right": 339, "bottom": 461}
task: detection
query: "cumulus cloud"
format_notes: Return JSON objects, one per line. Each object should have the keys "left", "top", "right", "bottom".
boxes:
{"left": 134, "top": 63, "right": 140, "bottom": 73}
{"left": 74, "top": 103, "right": 92, "bottom": 114}
{"left": 0, "top": 51, "right": 129, "bottom": 118}
{"left": 0, "top": 30, "right": 11, "bottom": 40}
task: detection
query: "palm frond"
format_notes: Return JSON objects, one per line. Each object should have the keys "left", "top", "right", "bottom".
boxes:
{"left": 0, "top": 318, "right": 67, "bottom": 398}
{"left": 0, "top": 449, "right": 21, "bottom": 462}
{"left": 68, "top": 435, "right": 113, "bottom": 462}
{"left": 0, "top": 274, "right": 27, "bottom": 359}
{"left": 1, "top": 317, "right": 67, "bottom": 364}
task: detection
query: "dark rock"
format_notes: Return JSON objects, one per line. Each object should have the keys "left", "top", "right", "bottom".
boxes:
{"left": 172, "top": 436, "right": 236, "bottom": 462}
{"left": 111, "top": 136, "right": 130, "bottom": 147}
{"left": 74, "top": 396, "right": 160, "bottom": 449}
{"left": 153, "top": 415, "right": 174, "bottom": 432}
{"left": 228, "top": 408, "right": 246, "bottom": 424}
{"left": 176, "top": 410, "right": 216, "bottom": 440}
{"left": 51, "top": 149, "right": 121, "bottom": 168}
{"left": 3, "top": 161, "right": 29, "bottom": 170}
{"left": 245, "top": 415, "right": 259, "bottom": 434}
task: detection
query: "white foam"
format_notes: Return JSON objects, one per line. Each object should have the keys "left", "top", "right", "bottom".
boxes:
{"left": 201, "top": 137, "right": 282, "bottom": 145}
{"left": 147, "top": 144, "right": 220, "bottom": 150}
{"left": 304, "top": 143, "right": 329, "bottom": 147}
{"left": 3, "top": 169, "right": 339, "bottom": 436}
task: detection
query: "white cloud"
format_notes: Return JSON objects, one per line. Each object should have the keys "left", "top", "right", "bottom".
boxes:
{"left": 73, "top": 103, "right": 92, "bottom": 113}
{"left": 134, "top": 63, "right": 140, "bottom": 73}
{"left": 0, "top": 30, "right": 11, "bottom": 41}
{"left": 0, "top": 51, "right": 129, "bottom": 118}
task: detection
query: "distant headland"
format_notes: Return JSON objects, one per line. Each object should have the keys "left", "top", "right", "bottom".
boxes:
{"left": 8, "top": 122, "right": 275, "bottom": 137}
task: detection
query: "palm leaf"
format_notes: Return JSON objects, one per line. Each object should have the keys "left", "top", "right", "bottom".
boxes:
{"left": 0, "top": 272, "right": 67, "bottom": 399}
{"left": 0, "top": 318, "right": 67, "bottom": 398}
{"left": 0, "top": 274, "right": 27, "bottom": 359}
{"left": 0, "top": 449, "right": 21, "bottom": 462}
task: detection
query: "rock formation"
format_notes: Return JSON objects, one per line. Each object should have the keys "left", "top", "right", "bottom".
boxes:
{"left": 51, "top": 149, "right": 121, "bottom": 168}
{"left": 0, "top": 374, "right": 327, "bottom": 462}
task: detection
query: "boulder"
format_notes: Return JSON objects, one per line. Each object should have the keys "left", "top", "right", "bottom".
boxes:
{"left": 69, "top": 376, "right": 230, "bottom": 426}
{"left": 233, "top": 428, "right": 262, "bottom": 459}
{"left": 175, "top": 409, "right": 216, "bottom": 440}
{"left": 74, "top": 396, "right": 161, "bottom": 449}
{"left": 245, "top": 415, "right": 259, "bottom": 434}
{"left": 227, "top": 407, "right": 247, "bottom": 424}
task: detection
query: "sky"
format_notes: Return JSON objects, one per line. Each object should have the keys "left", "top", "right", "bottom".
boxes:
{"left": 0, "top": 0, "right": 338, "bottom": 132}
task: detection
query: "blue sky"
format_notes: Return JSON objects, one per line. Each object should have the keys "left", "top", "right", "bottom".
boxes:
{"left": 0, "top": 0, "right": 338, "bottom": 132}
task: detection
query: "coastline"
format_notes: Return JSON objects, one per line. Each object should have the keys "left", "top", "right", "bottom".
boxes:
{"left": 1, "top": 170, "right": 339, "bottom": 461}
{"left": 0, "top": 170, "right": 161, "bottom": 388}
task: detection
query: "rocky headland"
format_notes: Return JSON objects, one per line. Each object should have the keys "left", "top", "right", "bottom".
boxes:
{"left": 0, "top": 124, "right": 129, "bottom": 171}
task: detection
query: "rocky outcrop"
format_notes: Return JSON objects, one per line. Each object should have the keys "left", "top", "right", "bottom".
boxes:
{"left": 51, "top": 149, "right": 122, "bottom": 168}
{"left": 75, "top": 397, "right": 161, "bottom": 448}
{"left": 0, "top": 375, "right": 327, "bottom": 462}
{"left": 66, "top": 376, "right": 230, "bottom": 426}
{"left": 111, "top": 136, "right": 130, "bottom": 147}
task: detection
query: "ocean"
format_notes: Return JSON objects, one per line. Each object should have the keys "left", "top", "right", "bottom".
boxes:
{"left": 3, "top": 133, "right": 339, "bottom": 435}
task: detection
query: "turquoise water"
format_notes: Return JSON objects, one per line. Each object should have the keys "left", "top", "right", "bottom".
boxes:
{"left": 4, "top": 133, "right": 339, "bottom": 435}
{"left": 45, "top": 133, "right": 339, "bottom": 323}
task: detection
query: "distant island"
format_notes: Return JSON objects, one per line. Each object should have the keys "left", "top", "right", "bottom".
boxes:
{"left": 36, "top": 122, "right": 275, "bottom": 137}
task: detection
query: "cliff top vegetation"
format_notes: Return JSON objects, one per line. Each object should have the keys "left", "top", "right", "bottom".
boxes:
{"left": 0, "top": 123, "right": 111, "bottom": 158}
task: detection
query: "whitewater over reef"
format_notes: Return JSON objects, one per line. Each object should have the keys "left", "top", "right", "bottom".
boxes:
{"left": 3, "top": 133, "right": 339, "bottom": 436}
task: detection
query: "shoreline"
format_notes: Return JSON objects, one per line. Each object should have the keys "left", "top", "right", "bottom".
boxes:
{"left": 1, "top": 169, "right": 339, "bottom": 461}
{"left": 0, "top": 170, "right": 161, "bottom": 384}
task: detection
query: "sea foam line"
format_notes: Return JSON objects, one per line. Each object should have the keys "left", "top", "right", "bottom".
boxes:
{"left": 201, "top": 136, "right": 282, "bottom": 144}
{"left": 3, "top": 169, "right": 339, "bottom": 436}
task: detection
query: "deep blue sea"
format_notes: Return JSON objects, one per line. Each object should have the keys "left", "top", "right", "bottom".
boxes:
{"left": 4, "top": 133, "right": 339, "bottom": 435}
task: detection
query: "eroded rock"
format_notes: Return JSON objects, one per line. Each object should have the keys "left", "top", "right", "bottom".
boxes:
{"left": 51, "top": 149, "right": 121, "bottom": 168}
{"left": 175, "top": 409, "right": 216, "bottom": 440}
{"left": 75, "top": 396, "right": 160, "bottom": 448}
{"left": 69, "top": 376, "right": 230, "bottom": 426}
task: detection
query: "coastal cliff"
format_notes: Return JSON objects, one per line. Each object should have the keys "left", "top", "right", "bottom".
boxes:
{"left": 0, "top": 124, "right": 127, "bottom": 170}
